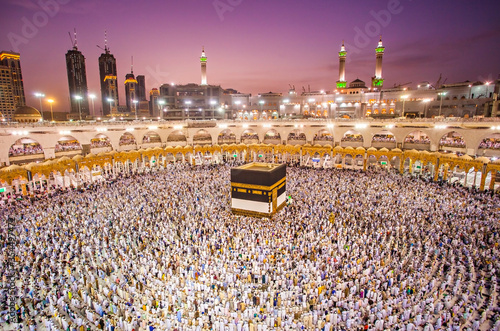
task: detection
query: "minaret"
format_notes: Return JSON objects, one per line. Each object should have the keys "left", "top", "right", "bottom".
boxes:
{"left": 372, "top": 36, "right": 385, "bottom": 89}
{"left": 336, "top": 41, "right": 347, "bottom": 89}
{"left": 200, "top": 47, "right": 207, "bottom": 86}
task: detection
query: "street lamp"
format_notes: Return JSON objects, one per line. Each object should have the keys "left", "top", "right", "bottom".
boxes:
{"left": 468, "top": 85, "right": 472, "bottom": 99}
{"left": 158, "top": 100, "right": 166, "bottom": 120}
{"left": 74, "top": 95, "right": 83, "bottom": 121}
{"left": 132, "top": 100, "right": 138, "bottom": 120}
{"left": 34, "top": 92, "right": 45, "bottom": 121}
{"left": 422, "top": 99, "right": 431, "bottom": 118}
{"left": 259, "top": 100, "right": 265, "bottom": 115}
{"left": 47, "top": 99, "right": 54, "bottom": 122}
{"left": 438, "top": 92, "right": 447, "bottom": 117}
{"left": 401, "top": 95, "right": 409, "bottom": 118}
{"left": 88, "top": 94, "right": 96, "bottom": 117}
{"left": 107, "top": 98, "right": 114, "bottom": 114}
{"left": 185, "top": 100, "right": 191, "bottom": 120}
{"left": 210, "top": 100, "right": 217, "bottom": 119}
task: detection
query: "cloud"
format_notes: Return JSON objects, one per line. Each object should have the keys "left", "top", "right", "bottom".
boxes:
{"left": 5, "top": 0, "right": 40, "bottom": 10}
{"left": 4, "top": 0, "right": 100, "bottom": 15}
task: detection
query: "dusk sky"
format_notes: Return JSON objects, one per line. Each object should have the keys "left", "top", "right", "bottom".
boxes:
{"left": 1, "top": 0, "right": 500, "bottom": 113}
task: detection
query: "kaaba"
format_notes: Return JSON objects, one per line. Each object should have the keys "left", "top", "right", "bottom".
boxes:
{"left": 231, "top": 163, "right": 286, "bottom": 217}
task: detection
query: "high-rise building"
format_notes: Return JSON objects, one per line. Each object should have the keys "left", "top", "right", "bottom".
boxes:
{"left": 98, "top": 38, "right": 118, "bottom": 116}
{"left": 0, "top": 65, "right": 16, "bottom": 120}
{"left": 159, "top": 83, "right": 222, "bottom": 120}
{"left": 372, "top": 36, "right": 385, "bottom": 89}
{"left": 0, "top": 51, "right": 26, "bottom": 107}
{"left": 66, "top": 38, "right": 90, "bottom": 119}
{"left": 124, "top": 71, "right": 138, "bottom": 114}
{"left": 336, "top": 41, "right": 347, "bottom": 89}
{"left": 149, "top": 88, "right": 160, "bottom": 117}
{"left": 136, "top": 75, "right": 146, "bottom": 101}
{"left": 200, "top": 47, "right": 207, "bottom": 86}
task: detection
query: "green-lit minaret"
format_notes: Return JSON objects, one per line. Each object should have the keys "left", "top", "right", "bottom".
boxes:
{"left": 372, "top": 36, "right": 385, "bottom": 88}
{"left": 200, "top": 47, "right": 207, "bottom": 86}
{"left": 336, "top": 41, "right": 347, "bottom": 89}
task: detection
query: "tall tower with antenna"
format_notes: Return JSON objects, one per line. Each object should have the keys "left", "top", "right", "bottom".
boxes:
{"left": 124, "top": 56, "right": 138, "bottom": 113}
{"left": 372, "top": 36, "right": 385, "bottom": 89}
{"left": 66, "top": 29, "right": 89, "bottom": 119}
{"left": 98, "top": 31, "right": 119, "bottom": 115}
{"left": 336, "top": 41, "right": 347, "bottom": 89}
{"left": 200, "top": 47, "right": 207, "bottom": 86}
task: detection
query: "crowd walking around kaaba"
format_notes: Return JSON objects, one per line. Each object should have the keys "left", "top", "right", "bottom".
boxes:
{"left": 1, "top": 163, "right": 499, "bottom": 331}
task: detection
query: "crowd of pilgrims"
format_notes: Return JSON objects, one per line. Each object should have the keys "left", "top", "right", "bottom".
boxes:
{"left": 479, "top": 139, "right": 500, "bottom": 150}
{"left": 340, "top": 135, "right": 363, "bottom": 143}
{"left": 403, "top": 137, "right": 431, "bottom": 145}
{"left": 0, "top": 163, "right": 499, "bottom": 331}
{"left": 8, "top": 144, "right": 44, "bottom": 157}
{"left": 55, "top": 142, "right": 83, "bottom": 153}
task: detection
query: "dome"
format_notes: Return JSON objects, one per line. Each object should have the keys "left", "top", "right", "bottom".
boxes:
{"left": 349, "top": 78, "right": 367, "bottom": 89}
{"left": 13, "top": 106, "right": 42, "bottom": 123}
{"left": 14, "top": 106, "right": 41, "bottom": 116}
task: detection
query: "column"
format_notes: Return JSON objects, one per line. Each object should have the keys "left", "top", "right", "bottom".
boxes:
{"left": 479, "top": 171, "right": 487, "bottom": 191}
{"left": 433, "top": 160, "right": 440, "bottom": 182}
{"left": 443, "top": 165, "right": 449, "bottom": 181}
{"left": 489, "top": 170, "right": 496, "bottom": 191}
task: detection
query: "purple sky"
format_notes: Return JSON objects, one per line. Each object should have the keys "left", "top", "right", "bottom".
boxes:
{"left": 1, "top": 0, "right": 499, "bottom": 113}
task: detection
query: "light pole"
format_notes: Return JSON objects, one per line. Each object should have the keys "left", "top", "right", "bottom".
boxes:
{"left": 158, "top": 100, "right": 165, "bottom": 120}
{"left": 74, "top": 95, "right": 83, "bottom": 121}
{"left": 401, "top": 95, "right": 408, "bottom": 118}
{"left": 210, "top": 100, "right": 217, "bottom": 119}
{"left": 485, "top": 81, "right": 491, "bottom": 98}
{"left": 468, "top": 85, "right": 472, "bottom": 99}
{"left": 185, "top": 100, "right": 191, "bottom": 120}
{"left": 89, "top": 94, "right": 96, "bottom": 117}
{"left": 132, "top": 100, "right": 138, "bottom": 120}
{"left": 438, "top": 92, "right": 447, "bottom": 117}
{"left": 34, "top": 93, "right": 45, "bottom": 121}
{"left": 422, "top": 99, "right": 431, "bottom": 118}
{"left": 107, "top": 98, "right": 114, "bottom": 114}
{"left": 47, "top": 99, "right": 54, "bottom": 121}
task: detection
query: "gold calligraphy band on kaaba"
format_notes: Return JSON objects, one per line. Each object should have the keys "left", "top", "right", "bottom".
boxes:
{"left": 230, "top": 177, "right": 286, "bottom": 191}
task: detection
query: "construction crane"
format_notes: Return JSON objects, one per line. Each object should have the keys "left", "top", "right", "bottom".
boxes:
{"left": 67, "top": 28, "right": 77, "bottom": 49}
{"left": 393, "top": 82, "right": 412, "bottom": 89}
{"left": 96, "top": 30, "right": 109, "bottom": 53}
{"left": 430, "top": 74, "right": 442, "bottom": 89}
